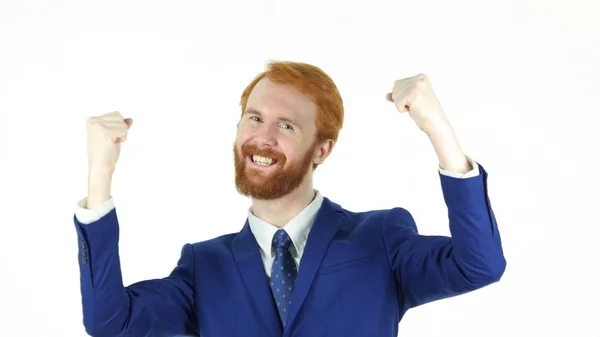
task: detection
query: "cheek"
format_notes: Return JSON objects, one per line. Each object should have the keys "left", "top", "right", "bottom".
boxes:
{"left": 235, "top": 126, "right": 244, "bottom": 139}
{"left": 281, "top": 147, "right": 303, "bottom": 164}
{"left": 236, "top": 124, "right": 259, "bottom": 143}
{"left": 282, "top": 139, "right": 313, "bottom": 160}
{"left": 235, "top": 129, "right": 251, "bottom": 144}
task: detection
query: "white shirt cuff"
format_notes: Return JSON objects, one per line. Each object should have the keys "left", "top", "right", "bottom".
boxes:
{"left": 75, "top": 196, "right": 115, "bottom": 224}
{"left": 438, "top": 155, "right": 480, "bottom": 178}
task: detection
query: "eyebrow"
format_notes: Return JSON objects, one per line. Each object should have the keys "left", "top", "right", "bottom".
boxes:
{"left": 243, "top": 108, "right": 301, "bottom": 128}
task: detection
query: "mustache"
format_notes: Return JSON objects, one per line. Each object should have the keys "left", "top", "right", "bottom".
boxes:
{"left": 241, "top": 144, "right": 286, "bottom": 162}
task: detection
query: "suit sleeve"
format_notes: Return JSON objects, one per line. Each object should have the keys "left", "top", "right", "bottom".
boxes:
{"left": 382, "top": 162, "right": 506, "bottom": 310}
{"left": 74, "top": 208, "right": 199, "bottom": 337}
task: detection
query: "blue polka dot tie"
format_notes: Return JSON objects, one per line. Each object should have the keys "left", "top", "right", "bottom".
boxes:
{"left": 270, "top": 229, "right": 297, "bottom": 326}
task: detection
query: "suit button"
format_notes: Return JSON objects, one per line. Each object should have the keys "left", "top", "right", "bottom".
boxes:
{"left": 82, "top": 257, "right": 88, "bottom": 264}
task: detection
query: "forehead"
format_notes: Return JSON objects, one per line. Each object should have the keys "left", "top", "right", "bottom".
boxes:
{"left": 245, "top": 77, "right": 317, "bottom": 128}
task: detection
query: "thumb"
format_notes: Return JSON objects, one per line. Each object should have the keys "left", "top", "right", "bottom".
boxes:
{"left": 124, "top": 118, "right": 133, "bottom": 128}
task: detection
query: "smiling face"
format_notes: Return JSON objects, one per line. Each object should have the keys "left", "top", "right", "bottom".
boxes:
{"left": 234, "top": 77, "right": 327, "bottom": 200}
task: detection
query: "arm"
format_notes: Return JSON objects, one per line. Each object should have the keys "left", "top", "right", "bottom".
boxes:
{"left": 74, "top": 204, "right": 199, "bottom": 337}
{"left": 384, "top": 74, "right": 506, "bottom": 309}
{"left": 383, "top": 161, "right": 505, "bottom": 309}
{"left": 76, "top": 112, "right": 198, "bottom": 335}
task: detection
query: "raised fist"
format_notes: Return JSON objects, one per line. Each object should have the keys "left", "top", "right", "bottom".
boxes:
{"left": 86, "top": 111, "right": 133, "bottom": 175}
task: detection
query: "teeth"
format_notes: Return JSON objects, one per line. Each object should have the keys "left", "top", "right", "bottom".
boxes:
{"left": 252, "top": 155, "right": 274, "bottom": 166}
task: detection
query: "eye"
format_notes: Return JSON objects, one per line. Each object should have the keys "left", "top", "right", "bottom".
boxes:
{"left": 279, "top": 123, "right": 293, "bottom": 130}
{"left": 249, "top": 116, "right": 261, "bottom": 122}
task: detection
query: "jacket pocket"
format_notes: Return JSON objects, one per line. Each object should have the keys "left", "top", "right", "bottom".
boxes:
{"left": 317, "top": 256, "right": 372, "bottom": 276}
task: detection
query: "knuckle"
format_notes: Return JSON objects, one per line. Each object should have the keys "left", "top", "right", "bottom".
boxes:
{"left": 86, "top": 116, "right": 98, "bottom": 125}
{"left": 414, "top": 79, "right": 427, "bottom": 90}
{"left": 410, "top": 84, "right": 422, "bottom": 94}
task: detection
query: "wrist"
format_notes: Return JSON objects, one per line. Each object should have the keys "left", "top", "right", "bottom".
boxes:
{"left": 87, "top": 171, "right": 113, "bottom": 209}
{"left": 423, "top": 117, "right": 452, "bottom": 137}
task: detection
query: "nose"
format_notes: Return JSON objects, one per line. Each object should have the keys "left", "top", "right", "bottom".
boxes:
{"left": 253, "top": 124, "right": 278, "bottom": 147}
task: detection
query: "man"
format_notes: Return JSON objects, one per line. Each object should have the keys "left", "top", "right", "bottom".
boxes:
{"left": 74, "top": 61, "right": 505, "bottom": 337}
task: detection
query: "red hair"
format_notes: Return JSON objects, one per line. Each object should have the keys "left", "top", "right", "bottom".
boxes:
{"left": 239, "top": 60, "right": 344, "bottom": 146}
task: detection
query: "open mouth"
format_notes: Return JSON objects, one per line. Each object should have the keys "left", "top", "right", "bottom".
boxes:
{"left": 247, "top": 154, "right": 279, "bottom": 167}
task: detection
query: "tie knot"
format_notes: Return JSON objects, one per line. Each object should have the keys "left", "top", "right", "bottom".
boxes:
{"left": 272, "top": 229, "right": 292, "bottom": 250}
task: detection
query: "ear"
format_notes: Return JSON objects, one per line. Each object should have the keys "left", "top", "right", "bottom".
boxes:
{"left": 313, "top": 139, "right": 335, "bottom": 165}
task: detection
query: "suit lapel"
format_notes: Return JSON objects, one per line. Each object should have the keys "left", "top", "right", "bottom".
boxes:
{"left": 284, "top": 197, "right": 343, "bottom": 331}
{"left": 233, "top": 220, "right": 283, "bottom": 337}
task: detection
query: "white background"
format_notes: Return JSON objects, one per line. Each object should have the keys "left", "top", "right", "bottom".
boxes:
{"left": 1, "top": 0, "right": 598, "bottom": 336}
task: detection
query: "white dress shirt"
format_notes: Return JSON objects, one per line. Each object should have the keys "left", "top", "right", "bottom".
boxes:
{"left": 75, "top": 156, "right": 480, "bottom": 278}
{"left": 247, "top": 189, "right": 324, "bottom": 278}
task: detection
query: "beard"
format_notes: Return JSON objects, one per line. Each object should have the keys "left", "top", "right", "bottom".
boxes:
{"left": 233, "top": 140, "right": 317, "bottom": 200}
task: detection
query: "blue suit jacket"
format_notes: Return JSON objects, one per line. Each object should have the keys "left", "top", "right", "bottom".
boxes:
{"left": 74, "top": 163, "right": 505, "bottom": 337}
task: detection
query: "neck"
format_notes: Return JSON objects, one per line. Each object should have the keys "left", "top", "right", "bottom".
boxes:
{"left": 250, "top": 179, "right": 316, "bottom": 228}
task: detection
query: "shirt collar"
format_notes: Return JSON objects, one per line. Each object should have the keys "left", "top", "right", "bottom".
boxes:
{"left": 247, "top": 190, "right": 324, "bottom": 258}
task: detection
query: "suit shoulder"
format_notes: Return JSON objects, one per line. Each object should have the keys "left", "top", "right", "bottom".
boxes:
{"left": 380, "top": 207, "right": 418, "bottom": 232}
{"left": 337, "top": 204, "right": 417, "bottom": 233}
{"left": 188, "top": 232, "right": 238, "bottom": 255}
